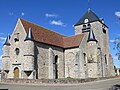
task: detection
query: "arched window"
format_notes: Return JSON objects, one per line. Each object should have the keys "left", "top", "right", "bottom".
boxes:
{"left": 15, "top": 48, "right": 20, "bottom": 55}
{"left": 105, "top": 54, "right": 107, "bottom": 65}
{"left": 87, "top": 23, "right": 91, "bottom": 29}
{"left": 55, "top": 55, "right": 58, "bottom": 64}
{"left": 102, "top": 25, "right": 106, "bottom": 34}
{"left": 75, "top": 52, "right": 79, "bottom": 65}
{"left": 14, "top": 33, "right": 19, "bottom": 42}
{"left": 14, "top": 38, "right": 19, "bottom": 42}
{"left": 53, "top": 55, "right": 58, "bottom": 79}
{"left": 83, "top": 25, "right": 86, "bottom": 29}
{"left": 82, "top": 25, "right": 87, "bottom": 33}
{"left": 83, "top": 53, "right": 86, "bottom": 65}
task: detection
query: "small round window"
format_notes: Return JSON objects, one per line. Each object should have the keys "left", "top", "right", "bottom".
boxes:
{"left": 15, "top": 48, "right": 20, "bottom": 55}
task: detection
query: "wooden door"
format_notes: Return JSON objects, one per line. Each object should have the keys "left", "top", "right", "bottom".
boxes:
{"left": 14, "top": 67, "right": 19, "bottom": 79}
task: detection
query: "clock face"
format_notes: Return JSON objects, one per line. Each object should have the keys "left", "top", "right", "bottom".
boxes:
{"left": 84, "top": 19, "right": 89, "bottom": 23}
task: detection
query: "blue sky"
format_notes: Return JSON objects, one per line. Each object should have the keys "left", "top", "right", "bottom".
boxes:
{"left": 0, "top": 0, "right": 120, "bottom": 68}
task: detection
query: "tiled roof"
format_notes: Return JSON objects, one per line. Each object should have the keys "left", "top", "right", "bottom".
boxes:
{"left": 20, "top": 18, "right": 84, "bottom": 48}
{"left": 63, "top": 34, "right": 84, "bottom": 48}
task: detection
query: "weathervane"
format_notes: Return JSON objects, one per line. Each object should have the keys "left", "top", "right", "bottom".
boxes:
{"left": 88, "top": 0, "right": 91, "bottom": 11}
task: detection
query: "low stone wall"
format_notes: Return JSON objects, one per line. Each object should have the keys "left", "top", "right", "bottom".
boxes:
{"left": 1, "top": 78, "right": 96, "bottom": 84}
{"left": 1, "top": 76, "right": 118, "bottom": 84}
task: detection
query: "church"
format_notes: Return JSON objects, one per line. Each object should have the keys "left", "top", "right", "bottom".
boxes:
{"left": 2, "top": 10, "right": 115, "bottom": 79}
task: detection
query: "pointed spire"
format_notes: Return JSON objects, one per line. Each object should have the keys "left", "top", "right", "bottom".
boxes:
{"left": 88, "top": 8, "right": 91, "bottom": 13}
{"left": 74, "top": 10, "right": 99, "bottom": 26}
{"left": 4, "top": 35, "right": 10, "bottom": 46}
{"left": 24, "top": 28, "right": 34, "bottom": 41}
{"left": 87, "top": 29, "right": 97, "bottom": 42}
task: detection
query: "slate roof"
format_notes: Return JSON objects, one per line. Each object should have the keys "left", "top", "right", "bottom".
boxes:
{"left": 87, "top": 29, "right": 97, "bottom": 42}
{"left": 20, "top": 18, "right": 84, "bottom": 48}
{"left": 4, "top": 35, "right": 10, "bottom": 46}
{"left": 75, "top": 10, "right": 100, "bottom": 26}
{"left": 74, "top": 10, "right": 108, "bottom": 28}
{"left": 24, "top": 28, "right": 34, "bottom": 41}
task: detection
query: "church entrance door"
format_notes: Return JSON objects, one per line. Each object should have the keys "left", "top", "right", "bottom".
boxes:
{"left": 14, "top": 67, "right": 19, "bottom": 79}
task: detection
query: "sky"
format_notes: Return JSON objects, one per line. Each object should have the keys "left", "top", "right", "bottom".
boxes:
{"left": 0, "top": 0, "right": 120, "bottom": 68}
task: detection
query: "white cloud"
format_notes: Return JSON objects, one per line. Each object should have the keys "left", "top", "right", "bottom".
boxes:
{"left": 8, "top": 12, "right": 14, "bottom": 16}
{"left": 117, "top": 34, "right": 120, "bottom": 36}
{"left": 72, "top": 25, "right": 75, "bottom": 27}
{"left": 21, "top": 12, "right": 25, "bottom": 16}
{"left": 0, "top": 55, "right": 2, "bottom": 60}
{"left": 45, "top": 13, "right": 58, "bottom": 18}
{"left": 110, "top": 40, "right": 115, "bottom": 43}
{"left": 0, "top": 55, "right": 1, "bottom": 69}
{"left": 0, "top": 37, "right": 6, "bottom": 44}
{"left": 45, "top": 13, "right": 66, "bottom": 27}
{"left": 113, "top": 56, "right": 118, "bottom": 60}
{"left": 115, "top": 11, "right": 120, "bottom": 18}
{"left": 8, "top": 12, "right": 25, "bottom": 16}
{"left": 50, "top": 20, "right": 66, "bottom": 27}
{"left": 0, "top": 33, "right": 4, "bottom": 35}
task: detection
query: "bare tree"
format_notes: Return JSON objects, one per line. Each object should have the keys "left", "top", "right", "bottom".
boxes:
{"left": 114, "top": 38, "right": 120, "bottom": 60}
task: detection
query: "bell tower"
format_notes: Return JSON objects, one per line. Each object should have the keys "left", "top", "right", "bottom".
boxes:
{"left": 74, "top": 9, "right": 114, "bottom": 77}
{"left": 74, "top": 9, "right": 100, "bottom": 35}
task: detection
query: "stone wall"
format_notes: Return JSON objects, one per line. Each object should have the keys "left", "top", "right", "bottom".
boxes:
{"left": 1, "top": 76, "right": 117, "bottom": 84}
{"left": 64, "top": 48, "right": 80, "bottom": 78}
{"left": 35, "top": 42, "right": 64, "bottom": 79}
{"left": 74, "top": 21, "right": 115, "bottom": 78}
{"left": 1, "top": 78, "right": 97, "bottom": 84}
{"left": 2, "top": 19, "right": 28, "bottom": 79}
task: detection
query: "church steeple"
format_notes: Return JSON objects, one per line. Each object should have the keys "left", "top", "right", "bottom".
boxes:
{"left": 87, "top": 29, "right": 97, "bottom": 42}
{"left": 24, "top": 28, "right": 34, "bottom": 41}
{"left": 4, "top": 35, "right": 10, "bottom": 46}
{"left": 74, "top": 10, "right": 99, "bottom": 26}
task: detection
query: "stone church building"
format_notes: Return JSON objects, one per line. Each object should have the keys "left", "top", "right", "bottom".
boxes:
{"left": 2, "top": 10, "right": 115, "bottom": 79}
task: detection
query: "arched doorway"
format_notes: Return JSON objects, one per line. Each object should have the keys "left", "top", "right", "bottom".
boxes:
{"left": 14, "top": 67, "right": 19, "bottom": 79}
{"left": 53, "top": 55, "right": 58, "bottom": 79}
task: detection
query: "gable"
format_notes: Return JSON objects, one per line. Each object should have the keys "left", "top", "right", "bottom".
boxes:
{"left": 10, "top": 19, "right": 27, "bottom": 44}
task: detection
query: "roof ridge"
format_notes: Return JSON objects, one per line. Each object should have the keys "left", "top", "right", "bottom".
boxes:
{"left": 19, "top": 18, "right": 66, "bottom": 37}
{"left": 63, "top": 33, "right": 85, "bottom": 38}
{"left": 89, "top": 10, "right": 99, "bottom": 20}
{"left": 63, "top": 34, "right": 85, "bottom": 48}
